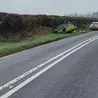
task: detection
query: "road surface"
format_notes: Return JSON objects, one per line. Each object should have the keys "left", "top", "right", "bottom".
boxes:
{"left": 0, "top": 31, "right": 98, "bottom": 98}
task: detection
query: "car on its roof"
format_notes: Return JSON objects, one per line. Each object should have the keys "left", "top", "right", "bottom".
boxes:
{"left": 55, "top": 22, "right": 72, "bottom": 32}
{"left": 90, "top": 22, "right": 98, "bottom": 30}
{"left": 54, "top": 22, "right": 76, "bottom": 33}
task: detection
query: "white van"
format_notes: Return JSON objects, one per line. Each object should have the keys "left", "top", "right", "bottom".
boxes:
{"left": 90, "top": 22, "right": 98, "bottom": 30}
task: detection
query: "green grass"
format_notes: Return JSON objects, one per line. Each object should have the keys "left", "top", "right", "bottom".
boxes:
{"left": 0, "top": 31, "right": 86, "bottom": 57}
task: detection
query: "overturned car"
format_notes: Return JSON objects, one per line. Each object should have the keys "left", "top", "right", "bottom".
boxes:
{"left": 54, "top": 22, "right": 76, "bottom": 33}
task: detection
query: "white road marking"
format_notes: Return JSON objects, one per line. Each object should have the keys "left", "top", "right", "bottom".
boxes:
{"left": 1, "top": 37, "right": 98, "bottom": 98}
{"left": 0, "top": 36, "right": 97, "bottom": 91}
{"left": 9, "top": 86, "right": 13, "bottom": 89}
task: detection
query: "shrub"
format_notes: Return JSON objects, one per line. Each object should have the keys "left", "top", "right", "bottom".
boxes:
{"left": 66, "top": 25, "right": 77, "bottom": 33}
{"left": 0, "top": 14, "right": 24, "bottom": 38}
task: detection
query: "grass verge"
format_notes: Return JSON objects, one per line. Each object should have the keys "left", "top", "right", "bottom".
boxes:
{"left": 0, "top": 31, "right": 87, "bottom": 57}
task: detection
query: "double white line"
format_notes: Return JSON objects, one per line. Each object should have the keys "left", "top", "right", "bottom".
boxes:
{"left": 0, "top": 36, "right": 98, "bottom": 98}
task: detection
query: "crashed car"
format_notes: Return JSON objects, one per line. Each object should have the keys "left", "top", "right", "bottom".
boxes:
{"left": 54, "top": 22, "right": 76, "bottom": 33}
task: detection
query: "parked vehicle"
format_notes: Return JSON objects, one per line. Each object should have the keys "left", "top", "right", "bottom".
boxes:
{"left": 90, "top": 22, "right": 98, "bottom": 30}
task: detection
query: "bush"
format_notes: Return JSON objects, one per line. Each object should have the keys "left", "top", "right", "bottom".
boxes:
{"left": 66, "top": 25, "right": 77, "bottom": 33}
{"left": 0, "top": 14, "right": 24, "bottom": 38}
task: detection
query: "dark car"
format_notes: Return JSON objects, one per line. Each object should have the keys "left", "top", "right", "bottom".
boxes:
{"left": 55, "top": 22, "right": 71, "bottom": 32}
{"left": 54, "top": 22, "right": 76, "bottom": 33}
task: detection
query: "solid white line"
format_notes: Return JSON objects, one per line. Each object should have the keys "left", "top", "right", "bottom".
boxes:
{"left": 0, "top": 36, "right": 97, "bottom": 91}
{"left": 1, "top": 37, "right": 98, "bottom": 98}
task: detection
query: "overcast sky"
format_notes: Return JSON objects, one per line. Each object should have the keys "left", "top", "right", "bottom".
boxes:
{"left": 0, "top": 0, "right": 98, "bottom": 15}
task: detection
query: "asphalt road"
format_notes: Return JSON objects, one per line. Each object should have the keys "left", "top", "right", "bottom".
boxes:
{"left": 0, "top": 31, "right": 98, "bottom": 98}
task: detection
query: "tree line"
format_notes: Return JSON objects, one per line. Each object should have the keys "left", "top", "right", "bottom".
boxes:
{"left": 0, "top": 12, "right": 98, "bottom": 39}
